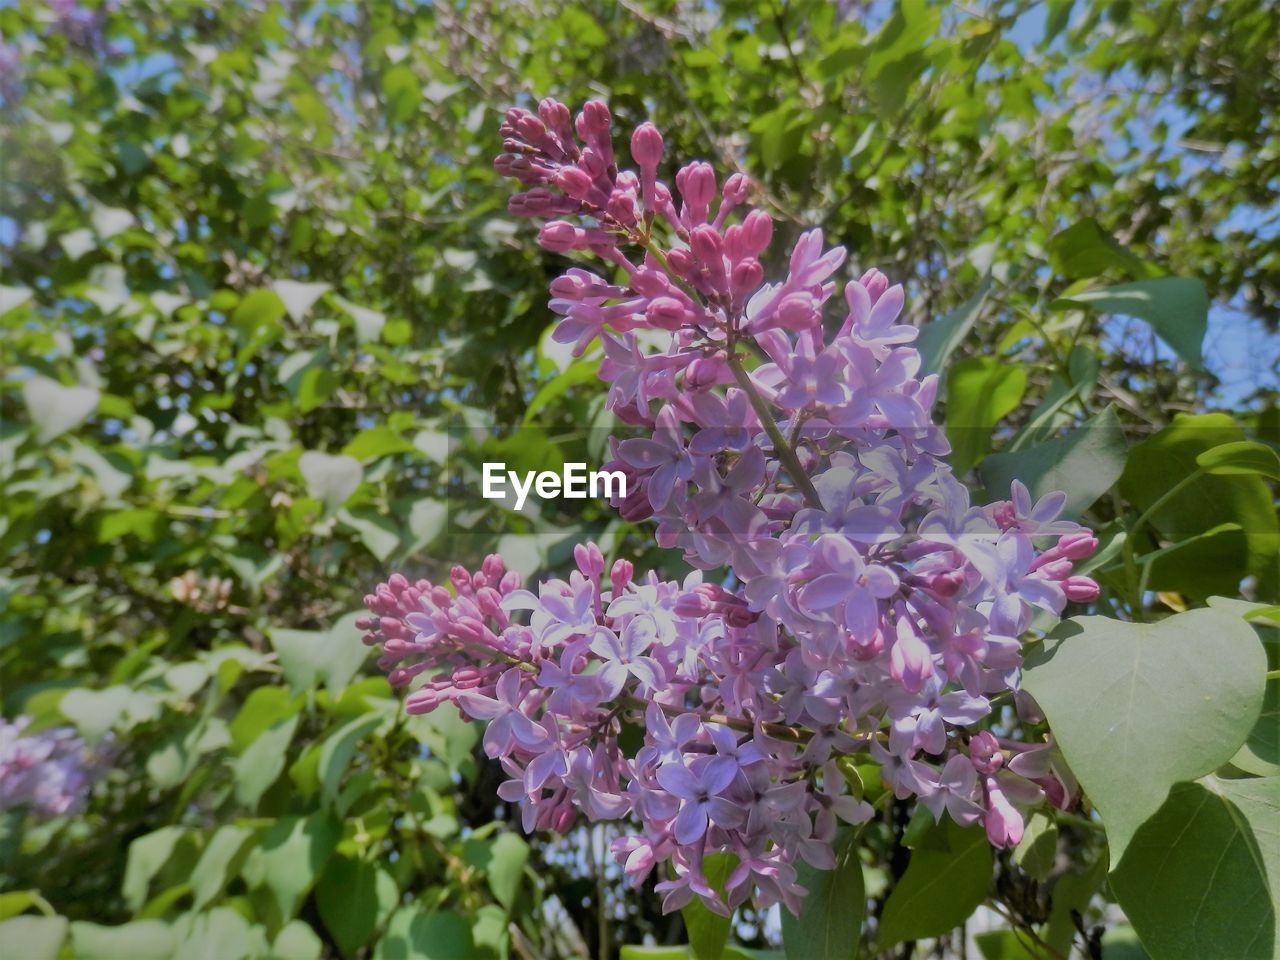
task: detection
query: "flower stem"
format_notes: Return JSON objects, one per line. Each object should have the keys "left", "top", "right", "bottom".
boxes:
{"left": 726, "top": 350, "right": 824, "bottom": 510}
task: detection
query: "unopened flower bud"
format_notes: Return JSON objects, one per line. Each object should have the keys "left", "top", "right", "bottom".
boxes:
{"left": 1058, "top": 531, "right": 1098, "bottom": 560}
{"left": 576, "top": 100, "right": 611, "bottom": 137}
{"left": 630, "top": 269, "right": 669, "bottom": 298}
{"left": 1063, "top": 576, "right": 1100, "bottom": 602}
{"left": 860, "top": 268, "right": 889, "bottom": 303}
{"left": 554, "top": 166, "right": 594, "bottom": 199}
{"left": 690, "top": 224, "right": 724, "bottom": 264}
{"left": 676, "top": 162, "right": 716, "bottom": 209}
{"left": 646, "top": 296, "right": 689, "bottom": 330}
{"left": 538, "top": 221, "right": 581, "bottom": 253}
{"left": 538, "top": 97, "right": 571, "bottom": 133}
{"left": 631, "top": 121, "right": 664, "bottom": 169}
{"left": 722, "top": 173, "right": 752, "bottom": 205}
{"left": 741, "top": 209, "right": 773, "bottom": 255}
{"left": 969, "top": 731, "right": 1003, "bottom": 775}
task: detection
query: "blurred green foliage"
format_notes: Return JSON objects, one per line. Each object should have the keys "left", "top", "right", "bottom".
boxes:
{"left": 0, "top": 0, "right": 1276, "bottom": 958}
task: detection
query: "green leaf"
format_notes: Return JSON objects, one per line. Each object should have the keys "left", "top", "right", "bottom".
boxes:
{"left": 945, "top": 357, "right": 1028, "bottom": 473}
{"left": 382, "top": 65, "right": 422, "bottom": 124}
{"left": 231, "top": 289, "right": 286, "bottom": 337}
{"left": 1047, "top": 218, "right": 1156, "bottom": 280}
{"left": 317, "top": 856, "right": 401, "bottom": 957}
{"left": 374, "top": 909, "right": 474, "bottom": 960}
{"left": 1045, "top": 856, "right": 1107, "bottom": 956}
{"left": 318, "top": 713, "right": 382, "bottom": 801}
{"left": 333, "top": 296, "right": 385, "bottom": 343}
{"left": 1022, "top": 607, "right": 1267, "bottom": 865}
{"left": 296, "top": 366, "right": 337, "bottom": 413}
{"left": 0, "top": 284, "right": 33, "bottom": 315}
{"left": 298, "top": 451, "right": 362, "bottom": 510}
{"left": 916, "top": 276, "right": 992, "bottom": 377}
{"left": 172, "top": 906, "right": 267, "bottom": 960}
{"left": 233, "top": 714, "right": 299, "bottom": 807}
{"left": 228, "top": 686, "right": 298, "bottom": 753}
{"left": 1231, "top": 608, "right": 1279, "bottom": 775}
{"left": 0, "top": 916, "right": 68, "bottom": 960}
{"left": 523, "top": 357, "right": 602, "bottom": 424}
{"left": 123, "top": 827, "right": 186, "bottom": 912}
{"left": 242, "top": 813, "right": 341, "bottom": 920}
{"left": 342, "top": 426, "right": 417, "bottom": 462}
{"left": 191, "top": 825, "right": 257, "bottom": 910}
{"left": 975, "top": 929, "right": 1050, "bottom": 959}
{"left": 1120, "top": 414, "right": 1279, "bottom": 597}
{"left": 620, "top": 949, "right": 690, "bottom": 960}
{"left": 878, "top": 820, "right": 991, "bottom": 947}
{"left": 268, "top": 612, "right": 370, "bottom": 696}
{"left": 272, "top": 280, "right": 330, "bottom": 323}
{"left": 781, "top": 833, "right": 864, "bottom": 959}
{"left": 338, "top": 507, "right": 402, "bottom": 561}
{"left": 70, "top": 920, "right": 176, "bottom": 960}
{"left": 406, "top": 498, "right": 447, "bottom": 555}
{"left": 1056, "top": 278, "right": 1209, "bottom": 370}
{"left": 1196, "top": 440, "right": 1280, "bottom": 481}
{"left": 486, "top": 832, "right": 529, "bottom": 912}
{"left": 683, "top": 851, "right": 737, "bottom": 960}
{"left": 1111, "top": 776, "right": 1279, "bottom": 960}
{"left": 271, "top": 921, "right": 323, "bottom": 960}
{"left": 59, "top": 685, "right": 160, "bottom": 740}
{"left": 22, "top": 376, "right": 99, "bottom": 443}
{"left": 981, "top": 405, "right": 1126, "bottom": 518}
{"left": 1012, "top": 812, "right": 1058, "bottom": 883}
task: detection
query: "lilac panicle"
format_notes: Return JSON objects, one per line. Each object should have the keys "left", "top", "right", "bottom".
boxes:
{"left": 0, "top": 716, "right": 107, "bottom": 817}
{"left": 358, "top": 98, "right": 1098, "bottom": 917}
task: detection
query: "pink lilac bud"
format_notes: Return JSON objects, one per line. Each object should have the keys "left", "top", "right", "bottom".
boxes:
{"left": 577, "top": 100, "right": 612, "bottom": 138}
{"left": 741, "top": 209, "right": 773, "bottom": 256}
{"left": 631, "top": 269, "right": 670, "bottom": 298}
{"left": 969, "top": 731, "right": 1003, "bottom": 774}
{"left": 554, "top": 166, "right": 595, "bottom": 199}
{"left": 722, "top": 173, "right": 751, "bottom": 205}
{"left": 575, "top": 542, "right": 605, "bottom": 579}
{"left": 860, "top": 268, "right": 889, "bottom": 303}
{"left": 676, "top": 162, "right": 716, "bottom": 209}
{"left": 610, "top": 559, "right": 634, "bottom": 595}
{"left": 1063, "top": 576, "right": 1100, "bottom": 602}
{"left": 984, "top": 778, "right": 1024, "bottom": 847}
{"left": 631, "top": 122, "right": 664, "bottom": 169}
{"left": 731, "top": 259, "right": 764, "bottom": 300}
{"left": 539, "top": 98, "right": 572, "bottom": 137}
{"left": 539, "top": 221, "right": 583, "bottom": 253}
{"left": 665, "top": 248, "right": 696, "bottom": 279}
{"left": 1059, "top": 531, "right": 1099, "bottom": 560}
{"left": 690, "top": 224, "right": 724, "bottom": 263}
{"left": 646, "top": 297, "right": 690, "bottom": 330}
{"left": 686, "top": 356, "right": 728, "bottom": 390}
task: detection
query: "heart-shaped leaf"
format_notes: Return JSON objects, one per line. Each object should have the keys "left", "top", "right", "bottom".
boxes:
{"left": 298, "top": 451, "right": 362, "bottom": 510}
{"left": 1023, "top": 605, "right": 1267, "bottom": 864}
{"left": 273, "top": 280, "right": 331, "bottom": 323}
{"left": 22, "top": 376, "right": 100, "bottom": 443}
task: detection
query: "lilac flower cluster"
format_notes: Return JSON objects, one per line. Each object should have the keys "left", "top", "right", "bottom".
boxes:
{"left": 0, "top": 716, "right": 105, "bottom": 817}
{"left": 360, "top": 99, "right": 1098, "bottom": 915}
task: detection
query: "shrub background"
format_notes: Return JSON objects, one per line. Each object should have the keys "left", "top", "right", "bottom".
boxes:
{"left": 1, "top": 1, "right": 1277, "bottom": 958}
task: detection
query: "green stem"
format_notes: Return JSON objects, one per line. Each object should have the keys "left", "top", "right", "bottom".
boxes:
{"left": 1121, "top": 467, "right": 1205, "bottom": 619}
{"left": 726, "top": 351, "right": 824, "bottom": 510}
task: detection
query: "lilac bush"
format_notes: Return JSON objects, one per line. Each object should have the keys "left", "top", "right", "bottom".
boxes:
{"left": 358, "top": 98, "right": 1099, "bottom": 916}
{"left": 0, "top": 716, "right": 105, "bottom": 817}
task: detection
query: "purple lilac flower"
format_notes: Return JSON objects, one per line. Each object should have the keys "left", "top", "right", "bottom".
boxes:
{"left": 355, "top": 98, "right": 1103, "bottom": 919}
{"left": 0, "top": 716, "right": 106, "bottom": 817}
